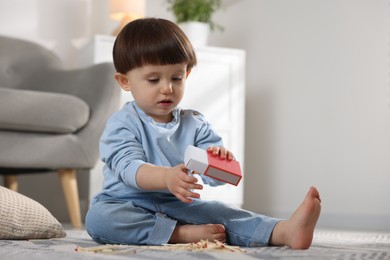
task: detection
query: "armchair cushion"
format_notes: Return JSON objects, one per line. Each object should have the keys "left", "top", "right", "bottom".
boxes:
{"left": 0, "top": 186, "right": 66, "bottom": 239}
{"left": 0, "top": 88, "right": 89, "bottom": 134}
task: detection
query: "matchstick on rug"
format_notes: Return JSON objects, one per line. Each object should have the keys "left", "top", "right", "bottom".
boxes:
{"left": 76, "top": 239, "right": 246, "bottom": 253}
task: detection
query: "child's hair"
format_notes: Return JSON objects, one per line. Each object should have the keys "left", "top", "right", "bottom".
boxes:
{"left": 113, "top": 18, "right": 197, "bottom": 74}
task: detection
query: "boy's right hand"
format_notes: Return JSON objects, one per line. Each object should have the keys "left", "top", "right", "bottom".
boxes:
{"left": 165, "top": 164, "right": 203, "bottom": 203}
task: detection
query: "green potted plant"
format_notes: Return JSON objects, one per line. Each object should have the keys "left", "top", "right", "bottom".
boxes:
{"left": 166, "top": 0, "right": 222, "bottom": 46}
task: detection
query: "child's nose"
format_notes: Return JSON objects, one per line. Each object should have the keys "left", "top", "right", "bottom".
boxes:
{"left": 160, "top": 83, "right": 173, "bottom": 94}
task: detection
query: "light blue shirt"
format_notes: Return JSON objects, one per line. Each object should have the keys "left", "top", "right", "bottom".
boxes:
{"left": 98, "top": 101, "right": 225, "bottom": 200}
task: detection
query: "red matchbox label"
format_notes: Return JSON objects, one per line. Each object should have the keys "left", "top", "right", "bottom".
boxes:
{"left": 204, "top": 151, "right": 242, "bottom": 186}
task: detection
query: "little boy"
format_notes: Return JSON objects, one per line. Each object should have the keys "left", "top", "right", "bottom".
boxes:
{"left": 85, "top": 18, "right": 321, "bottom": 249}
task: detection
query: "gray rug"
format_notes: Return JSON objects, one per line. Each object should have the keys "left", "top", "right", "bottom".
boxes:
{"left": 0, "top": 229, "right": 389, "bottom": 259}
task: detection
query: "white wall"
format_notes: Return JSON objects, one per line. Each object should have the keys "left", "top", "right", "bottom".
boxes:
{"left": 1, "top": 0, "right": 389, "bottom": 231}
{"left": 220, "top": 0, "right": 390, "bottom": 231}
{"left": 0, "top": 0, "right": 114, "bottom": 68}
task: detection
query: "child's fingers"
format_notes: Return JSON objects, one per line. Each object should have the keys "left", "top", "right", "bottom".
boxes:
{"left": 227, "top": 151, "right": 234, "bottom": 160}
{"left": 188, "top": 183, "right": 203, "bottom": 190}
{"left": 186, "top": 190, "right": 200, "bottom": 199}
{"left": 208, "top": 146, "right": 220, "bottom": 156}
{"left": 175, "top": 189, "right": 200, "bottom": 203}
{"left": 219, "top": 148, "right": 228, "bottom": 158}
{"left": 180, "top": 171, "right": 197, "bottom": 181}
{"left": 181, "top": 174, "right": 203, "bottom": 190}
{"left": 208, "top": 146, "right": 235, "bottom": 160}
{"left": 176, "top": 194, "right": 193, "bottom": 203}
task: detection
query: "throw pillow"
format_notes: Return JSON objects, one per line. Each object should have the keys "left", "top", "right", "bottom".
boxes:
{"left": 0, "top": 186, "right": 66, "bottom": 239}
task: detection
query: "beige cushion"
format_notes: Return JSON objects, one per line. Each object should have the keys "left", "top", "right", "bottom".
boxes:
{"left": 0, "top": 186, "right": 66, "bottom": 239}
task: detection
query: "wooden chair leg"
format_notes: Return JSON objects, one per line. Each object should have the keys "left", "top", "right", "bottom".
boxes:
{"left": 4, "top": 175, "right": 18, "bottom": 192}
{"left": 58, "top": 169, "right": 82, "bottom": 228}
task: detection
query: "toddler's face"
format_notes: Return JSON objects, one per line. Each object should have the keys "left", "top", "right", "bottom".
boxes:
{"left": 118, "top": 63, "right": 189, "bottom": 123}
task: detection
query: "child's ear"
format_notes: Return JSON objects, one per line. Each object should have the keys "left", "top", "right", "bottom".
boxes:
{"left": 186, "top": 69, "right": 192, "bottom": 78}
{"left": 115, "top": 73, "right": 131, "bottom": 91}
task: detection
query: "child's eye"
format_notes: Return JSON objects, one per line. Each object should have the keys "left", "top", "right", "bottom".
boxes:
{"left": 148, "top": 78, "right": 159, "bottom": 84}
{"left": 172, "top": 77, "right": 183, "bottom": 81}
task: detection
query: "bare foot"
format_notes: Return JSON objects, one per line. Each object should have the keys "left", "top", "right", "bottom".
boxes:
{"left": 270, "top": 186, "right": 322, "bottom": 249}
{"left": 169, "top": 224, "right": 226, "bottom": 244}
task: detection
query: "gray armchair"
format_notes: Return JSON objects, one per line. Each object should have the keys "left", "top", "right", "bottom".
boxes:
{"left": 0, "top": 36, "right": 120, "bottom": 227}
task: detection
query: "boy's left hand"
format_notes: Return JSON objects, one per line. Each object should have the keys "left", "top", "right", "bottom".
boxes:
{"left": 207, "top": 146, "right": 234, "bottom": 160}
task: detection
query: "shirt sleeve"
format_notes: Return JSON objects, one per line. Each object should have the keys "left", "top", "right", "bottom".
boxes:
{"left": 100, "top": 114, "right": 146, "bottom": 189}
{"left": 193, "top": 114, "right": 223, "bottom": 149}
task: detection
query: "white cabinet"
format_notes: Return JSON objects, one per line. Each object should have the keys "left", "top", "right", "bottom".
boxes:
{"left": 84, "top": 35, "right": 245, "bottom": 207}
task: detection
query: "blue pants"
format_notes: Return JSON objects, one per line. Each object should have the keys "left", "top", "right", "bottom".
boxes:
{"left": 85, "top": 193, "right": 280, "bottom": 247}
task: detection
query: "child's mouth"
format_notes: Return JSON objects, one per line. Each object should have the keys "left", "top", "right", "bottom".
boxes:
{"left": 158, "top": 100, "right": 173, "bottom": 107}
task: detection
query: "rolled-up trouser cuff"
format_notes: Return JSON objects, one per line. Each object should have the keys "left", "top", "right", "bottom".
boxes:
{"left": 147, "top": 213, "right": 177, "bottom": 245}
{"left": 249, "top": 218, "right": 283, "bottom": 247}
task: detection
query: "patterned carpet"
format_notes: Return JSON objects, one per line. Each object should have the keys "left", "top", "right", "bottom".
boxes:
{"left": 0, "top": 229, "right": 389, "bottom": 259}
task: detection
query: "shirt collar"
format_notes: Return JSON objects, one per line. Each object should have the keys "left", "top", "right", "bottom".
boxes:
{"left": 132, "top": 101, "right": 181, "bottom": 135}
